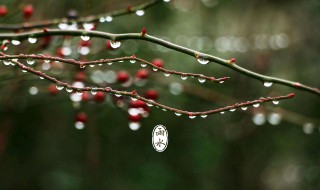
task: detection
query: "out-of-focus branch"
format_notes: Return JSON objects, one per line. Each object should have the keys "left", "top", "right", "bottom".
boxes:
{"left": 0, "top": 54, "right": 229, "bottom": 83}
{"left": 0, "top": 0, "right": 162, "bottom": 31}
{"left": 7, "top": 58, "right": 295, "bottom": 117}
{"left": 0, "top": 29, "right": 318, "bottom": 96}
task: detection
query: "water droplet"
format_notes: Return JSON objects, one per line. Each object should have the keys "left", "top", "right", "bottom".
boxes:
{"left": 110, "top": 41, "right": 121, "bottom": 49}
{"left": 115, "top": 94, "right": 122, "bottom": 97}
{"left": 99, "top": 17, "right": 105, "bottom": 23}
{"left": 252, "top": 113, "right": 266, "bottom": 126}
{"left": 22, "top": 70, "right": 27, "bottom": 73}
{"left": 175, "top": 112, "right": 181, "bottom": 116}
{"left": 39, "top": 76, "right": 44, "bottom": 79}
{"left": 90, "top": 88, "right": 98, "bottom": 95}
{"left": 131, "top": 97, "right": 137, "bottom": 101}
{"left": 83, "top": 23, "right": 94, "bottom": 30}
{"left": 241, "top": 106, "right": 248, "bottom": 110}
{"left": 153, "top": 68, "right": 158, "bottom": 71}
{"left": 119, "top": 60, "right": 124, "bottom": 63}
{"left": 136, "top": 10, "right": 145, "bottom": 16}
{"left": 29, "top": 86, "right": 38, "bottom": 95}
{"left": 264, "top": 81, "right": 273, "bottom": 87}
{"left": 11, "top": 40, "right": 20, "bottom": 45}
{"left": 76, "top": 90, "right": 83, "bottom": 95}
{"left": 219, "top": 81, "right": 224, "bottom": 84}
{"left": 197, "top": 58, "right": 209, "bottom": 65}
{"left": 75, "top": 121, "right": 85, "bottom": 130}
{"left": 230, "top": 108, "right": 236, "bottom": 112}
{"left": 44, "top": 59, "right": 50, "bottom": 63}
{"left": 66, "top": 87, "right": 73, "bottom": 93}
{"left": 140, "top": 63, "right": 147, "bottom": 67}
{"left": 129, "top": 122, "right": 140, "bottom": 131}
{"left": 28, "top": 37, "right": 37, "bottom": 44}
{"left": 220, "top": 112, "right": 225, "bottom": 114}
{"left": 164, "top": 0, "right": 170, "bottom": 2}
{"left": 146, "top": 102, "right": 153, "bottom": 107}
{"left": 58, "top": 23, "right": 68, "bottom": 29}
{"left": 81, "top": 35, "right": 90, "bottom": 41}
{"left": 162, "top": 109, "right": 167, "bottom": 111}
{"left": 130, "top": 59, "right": 136, "bottom": 64}
{"left": 268, "top": 113, "right": 282, "bottom": 125}
{"left": 181, "top": 76, "right": 187, "bottom": 80}
{"left": 164, "top": 73, "right": 170, "bottom": 77}
{"left": 272, "top": 100, "right": 279, "bottom": 105}
{"left": 56, "top": 83, "right": 64, "bottom": 90}
{"left": 89, "top": 64, "right": 95, "bottom": 67}
{"left": 200, "top": 114, "right": 207, "bottom": 118}
{"left": 198, "top": 78, "right": 206, "bottom": 83}
{"left": 253, "top": 103, "right": 260, "bottom": 108}
{"left": 189, "top": 115, "right": 196, "bottom": 119}
{"left": 105, "top": 16, "right": 113, "bottom": 22}
{"left": 303, "top": 123, "right": 314, "bottom": 134}
{"left": 107, "top": 62, "right": 112, "bottom": 65}
{"left": 80, "top": 65, "right": 86, "bottom": 69}
{"left": 3, "top": 60, "right": 12, "bottom": 65}
{"left": 27, "top": 59, "right": 35, "bottom": 65}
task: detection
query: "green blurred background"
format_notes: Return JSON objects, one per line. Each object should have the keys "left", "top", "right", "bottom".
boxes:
{"left": 0, "top": 0, "right": 320, "bottom": 189}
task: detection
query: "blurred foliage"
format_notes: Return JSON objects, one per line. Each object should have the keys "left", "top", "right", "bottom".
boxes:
{"left": 0, "top": 0, "right": 320, "bottom": 189}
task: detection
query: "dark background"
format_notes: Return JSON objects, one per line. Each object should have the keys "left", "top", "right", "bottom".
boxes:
{"left": 0, "top": 0, "right": 320, "bottom": 189}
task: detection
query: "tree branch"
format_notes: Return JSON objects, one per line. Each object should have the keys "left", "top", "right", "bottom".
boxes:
{"left": 0, "top": 0, "right": 162, "bottom": 31}
{"left": 0, "top": 29, "right": 318, "bottom": 95}
{"left": 7, "top": 58, "right": 295, "bottom": 117}
{"left": 0, "top": 54, "right": 229, "bottom": 83}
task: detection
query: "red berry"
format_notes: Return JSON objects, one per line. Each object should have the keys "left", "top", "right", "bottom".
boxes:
{"left": 0, "top": 5, "right": 7, "bottom": 17}
{"left": 74, "top": 71, "right": 86, "bottom": 81}
{"left": 48, "top": 84, "right": 58, "bottom": 95}
{"left": 144, "top": 89, "right": 158, "bottom": 100}
{"left": 80, "top": 40, "right": 90, "bottom": 47}
{"left": 81, "top": 92, "right": 89, "bottom": 101}
{"left": 129, "top": 100, "right": 146, "bottom": 108}
{"left": 117, "top": 71, "right": 130, "bottom": 83}
{"left": 94, "top": 91, "right": 106, "bottom": 102}
{"left": 136, "top": 69, "right": 149, "bottom": 79}
{"left": 23, "top": 4, "right": 34, "bottom": 19}
{"left": 75, "top": 112, "right": 87, "bottom": 123}
{"left": 128, "top": 114, "right": 141, "bottom": 122}
{"left": 152, "top": 58, "right": 164, "bottom": 68}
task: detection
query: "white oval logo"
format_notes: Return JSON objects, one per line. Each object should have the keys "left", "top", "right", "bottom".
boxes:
{"left": 152, "top": 125, "right": 168, "bottom": 152}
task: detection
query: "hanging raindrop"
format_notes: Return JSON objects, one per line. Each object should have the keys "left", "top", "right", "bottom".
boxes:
{"left": 230, "top": 108, "right": 236, "bottom": 112}
{"left": 164, "top": 73, "right": 170, "bottom": 77}
{"left": 135, "top": 10, "right": 145, "bottom": 16}
{"left": 181, "top": 76, "right": 187, "bottom": 80}
{"left": 130, "top": 59, "right": 136, "bottom": 64}
{"left": 241, "top": 106, "right": 248, "bottom": 110}
{"left": 91, "top": 88, "right": 98, "bottom": 95}
{"left": 81, "top": 36, "right": 90, "bottom": 41}
{"left": 197, "top": 58, "right": 209, "bottom": 65}
{"left": 110, "top": 41, "right": 121, "bottom": 49}
{"left": 11, "top": 40, "right": 20, "bottom": 45}
{"left": 263, "top": 81, "right": 273, "bottom": 87}
{"left": 272, "top": 100, "right": 279, "bottom": 105}
{"left": 200, "top": 114, "right": 208, "bottom": 118}
{"left": 66, "top": 87, "right": 73, "bottom": 93}
{"left": 189, "top": 115, "right": 196, "bottom": 119}
{"left": 140, "top": 63, "right": 147, "bottom": 67}
{"left": 198, "top": 78, "right": 206, "bottom": 83}
{"left": 56, "top": 83, "right": 64, "bottom": 90}
{"left": 28, "top": 37, "right": 37, "bottom": 44}
{"left": 253, "top": 103, "right": 260, "bottom": 108}
{"left": 27, "top": 59, "right": 35, "bottom": 65}
{"left": 175, "top": 112, "right": 181, "bottom": 116}
{"left": 105, "top": 16, "right": 113, "bottom": 22}
{"left": 131, "top": 97, "right": 137, "bottom": 101}
{"left": 76, "top": 90, "right": 83, "bottom": 95}
{"left": 153, "top": 68, "right": 158, "bottom": 71}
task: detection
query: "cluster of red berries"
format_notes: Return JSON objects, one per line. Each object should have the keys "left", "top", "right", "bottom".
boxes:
{"left": 0, "top": 4, "right": 34, "bottom": 18}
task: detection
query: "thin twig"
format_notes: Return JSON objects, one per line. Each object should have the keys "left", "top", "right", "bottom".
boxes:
{"left": 0, "top": 29, "right": 318, "bottom": 95}
{"left": 0, "top": 0, "right": 162, "bottom": 30}
{"left": 0, "top": 54, "right": 229, "bottom": 83}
